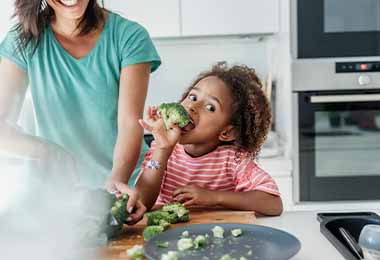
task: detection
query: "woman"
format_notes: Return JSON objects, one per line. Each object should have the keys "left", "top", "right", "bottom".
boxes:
{"left": 0, "top": 0, "right": 161, "bottom": 223}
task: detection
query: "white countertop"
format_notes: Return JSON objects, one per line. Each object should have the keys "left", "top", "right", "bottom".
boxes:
{"left": 255, "top": 209, "right": 380, "bottom": 260}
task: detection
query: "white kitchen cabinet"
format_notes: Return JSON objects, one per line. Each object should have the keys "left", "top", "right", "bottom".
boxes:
{"left": 181, "top": 0, "right": 279, "bottom": 36}
{"left": 104, "top": 0, "right": 181, "bottom": 38}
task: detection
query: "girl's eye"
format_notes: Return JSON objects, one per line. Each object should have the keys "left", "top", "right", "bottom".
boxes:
{"left": 188, "top": 94, "right": 197, "bottom": 101}
{"left": 206, "top": 104, "right": 216, "bottom": 112}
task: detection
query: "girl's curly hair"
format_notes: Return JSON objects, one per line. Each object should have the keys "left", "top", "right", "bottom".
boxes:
{"left": 181, "top": 62, "right": 272, "bottom": 159}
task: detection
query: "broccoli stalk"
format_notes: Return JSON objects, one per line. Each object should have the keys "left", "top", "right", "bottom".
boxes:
{"left": 158, "top": 103, "right": 191, "bottom": 129}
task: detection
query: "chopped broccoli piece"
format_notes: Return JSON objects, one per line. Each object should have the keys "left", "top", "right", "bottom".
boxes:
{"left": 146, "top": 203, "right": 190, "bottom": 226}
{"left": 220, "top": 255, "right": 235, "bottom": 260}
{"left": 161, "top": 251, "right": 179, "bottom": 260}
{"left": 231, "top": 228, "right": 242, "bottom": 237}
{"left": 158, "top": 103, "right": 190, "bottom": 129}
{"left": 212, "top": 226, "right": 225, "bottom": 238}
{"left": 143, "top": 225, "right": 165, "bottom": 241}
{"left": 156, "top": 241, "right": 169, "bottom": 248}
{"left": 110, "top": 194, "right": 129, "bottom": 224}
{"left": 177, "top": 238, "right": 193, "bottom": 251}
{"left": 159, "top": 219, "right": 171, "bottom": 230}
{"left": 181, "top": 230, "right": 189, "bottom": 237}
{"left": 126, "top": 245, "right": 144, "bottom": 260}
{"left": 194, "top": 235, "right": 207, "bottom": 249}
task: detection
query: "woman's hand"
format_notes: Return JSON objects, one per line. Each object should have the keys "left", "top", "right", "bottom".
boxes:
{"left": 105, "top": 180, "right": 147, "bottom": 225}
{"left": 173, "top": 185, "right": 218, "bottom": 207}
{"left": 139, "top": 106, "right": 181, "bottom": 150}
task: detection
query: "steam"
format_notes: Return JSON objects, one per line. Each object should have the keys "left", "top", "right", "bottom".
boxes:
{"left": 0, "top": 157, "right": 104, "bottom": 260}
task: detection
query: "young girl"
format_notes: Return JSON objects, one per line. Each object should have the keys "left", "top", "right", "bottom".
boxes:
{"left": 136, "top": 63, "right": 283, "bottom": 216}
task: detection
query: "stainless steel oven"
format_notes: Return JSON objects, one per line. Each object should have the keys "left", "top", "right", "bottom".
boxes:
{"left": 292, "top": 1, "right": 380, "bottom": 201}
{"left": 295, "top": 0, "right": 380, "bottom": 58}
{"left": 293, "top": 61, "right": 380, "bottom": 201}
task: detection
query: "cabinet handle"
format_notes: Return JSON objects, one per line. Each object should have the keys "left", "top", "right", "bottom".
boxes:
{"left": 310, "top": 94, "right": 380, "bottom": 103}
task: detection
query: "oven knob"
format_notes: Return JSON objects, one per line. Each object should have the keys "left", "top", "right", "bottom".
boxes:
{"left": 358, "top": 75, "right": 371, "bottom": 85}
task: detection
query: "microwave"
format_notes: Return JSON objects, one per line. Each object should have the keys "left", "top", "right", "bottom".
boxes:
{"left": 294, "top": 0, "right": 380, "bottom": 59}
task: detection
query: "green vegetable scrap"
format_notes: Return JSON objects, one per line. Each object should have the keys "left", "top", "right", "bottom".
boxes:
{"left": 212, "top": 225, "right": 225, "bottom": 238}
{"left": 231, "top": 228, "right": 242, "bottom": 237}
{"left": 158, "top": 103, "right": 191, "bottom": 129}
{"left": 156, "top": 241, "right": 170, "bottom": 248}
{"left": 177, "top": 238, "right": 193, "bottom": 251}
{"left": 161, "top": 251, "right": 179, "bottom": 260}
{"left": 146, "top": 203, "right": 190, "bottom": 226}
{"left": 220, "top": 255, "right": 235, "bottom": 260}
{"left": 111, "top": 194, "right": 129, "bottom": 224}
{"left": 143, "top": 225, "right": 165, "bottom": 241}
{"left": 126, "top": 245, "right": 144, "bottom": 260}
{"left": 194, "top": 235, "right": 207, "bottom": 249}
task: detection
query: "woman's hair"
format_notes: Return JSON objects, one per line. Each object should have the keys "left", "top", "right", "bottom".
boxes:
{"left": 13, "top": 0, "right": 105, "bottom": 52}
{"left": 181, "top": 62, "right": 272, "bottom": 158}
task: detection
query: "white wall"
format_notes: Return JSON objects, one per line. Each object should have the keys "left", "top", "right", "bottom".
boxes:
{"left": 147, "top": 36, "right": 270, "bottom": 106}
{"left": 0, "top": 0, "right": 14, "bottom": 40}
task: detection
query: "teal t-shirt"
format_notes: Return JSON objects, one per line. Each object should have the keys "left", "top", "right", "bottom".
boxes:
{"left": 0, "top": 12, "right": 161, "bottom": 188}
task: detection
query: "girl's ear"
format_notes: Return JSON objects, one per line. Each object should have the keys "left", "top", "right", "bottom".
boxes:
{"left": 218, "top": 125, "right": 236, "bottom": 142}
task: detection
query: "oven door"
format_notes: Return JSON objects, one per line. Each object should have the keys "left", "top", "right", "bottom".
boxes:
{"left": 298, "top": 90, "right": 380, "bottom": 201}
{"left": 297, "top": 0, "right": 380, "bottom": 58}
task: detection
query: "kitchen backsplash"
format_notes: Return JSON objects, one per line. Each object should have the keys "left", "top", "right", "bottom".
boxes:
{"left": 146, "top": 36, "right": 271, "bottom": 107}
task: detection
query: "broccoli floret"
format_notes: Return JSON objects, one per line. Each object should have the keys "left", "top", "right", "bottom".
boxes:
{"left": 162, "top": 202, "right": 190, "bottom": 221}
{"left": 158, "top": 103, "right": 190, "bottom": 129}
{"left": 143, "top": 225, "right": 165, "bottom": 241}
{"left": 110, "top": 194, "right": 129, "bottom": 224}
{"left": 194, "top": 235, "right": 207, "bottom": 249}
{"left": 126, "top": 245, "right": 144, "bottom": 260}
{"left": 212, "top": 226, "right": 224, "bottom": 238}
{"left": 177, "top": 238, "right": 193, "bottom": 251}
{"left": 161, "top": 251, "right": 179, "bottom": 260}
{"left": 231, "top": 228, "right": 242, "bottom": 237}
{"left": 146, "top": 211, "right": 172, "bottom": 225}
{"left": 146, "top": 203, "right": 190, "bottom": 226}
{"left": 159, "top": 219, "right": 171, "bottom": 230}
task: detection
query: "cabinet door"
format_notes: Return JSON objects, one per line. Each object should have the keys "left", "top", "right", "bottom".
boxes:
{"left": 104, "top": 0, "right": 181, "bottom": 38}
{"left": 0, "top": 0, "right": 14, "bottom": 40}
{"left": 181, "top": 0, "right": 279, "bottom": 36}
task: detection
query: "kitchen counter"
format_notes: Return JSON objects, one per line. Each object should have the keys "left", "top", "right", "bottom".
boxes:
{"left": 102, "top": 209, "right": 380, "bottom": 260}
{"left": 256, "top": 209, "right": 380, "bottom": 260}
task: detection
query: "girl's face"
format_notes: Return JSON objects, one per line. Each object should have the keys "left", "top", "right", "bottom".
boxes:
{"left": 180, "top": 76, "right": 235, "bottom": 145}
{"left": 47, "top": 0, "right": 90, "bottom": 20}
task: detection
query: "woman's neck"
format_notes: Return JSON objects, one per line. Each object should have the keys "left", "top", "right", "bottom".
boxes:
{"left": 51, "top": 15, "right": 81, "bottom": 37}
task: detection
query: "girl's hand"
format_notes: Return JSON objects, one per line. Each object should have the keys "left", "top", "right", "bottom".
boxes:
{"left": 139, "top": 106, "right": 181, "bottom": 150}
{"left": 173, "top": 185, "right": 218, "bottom": 207}
{"left": 105, "top": 180, "right": 147, "bottom": 225}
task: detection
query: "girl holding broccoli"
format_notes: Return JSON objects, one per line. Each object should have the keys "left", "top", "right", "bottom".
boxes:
{"left": 136, "top": 63, "right": 283, "bottom": 216}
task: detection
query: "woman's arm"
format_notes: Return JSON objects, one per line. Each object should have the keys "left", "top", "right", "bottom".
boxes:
{"left": 107, "top": 62, "right": 151, "bottom": 188}
{"left": 0, "top": 58, "right": 47, "bottom": 158}
{"left": 174, "top": 187, "right": 283, "bottom": 216}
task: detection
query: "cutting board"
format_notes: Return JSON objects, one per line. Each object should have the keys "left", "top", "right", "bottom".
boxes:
{"left": 101, "top": 208, "right": 256, "bottom": 260}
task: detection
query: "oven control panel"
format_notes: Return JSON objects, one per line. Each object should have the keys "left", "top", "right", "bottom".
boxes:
{"left": 336, "top": 61, "right": 380, "bottom": 73}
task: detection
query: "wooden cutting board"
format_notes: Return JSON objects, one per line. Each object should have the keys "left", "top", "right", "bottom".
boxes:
{"left": 101, "top": 208, "right": 256, "bottom": 260}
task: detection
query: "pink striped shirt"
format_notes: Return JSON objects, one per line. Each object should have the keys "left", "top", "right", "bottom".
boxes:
{"left": 139, "top": 142, "right": 280, "bottom": 204}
